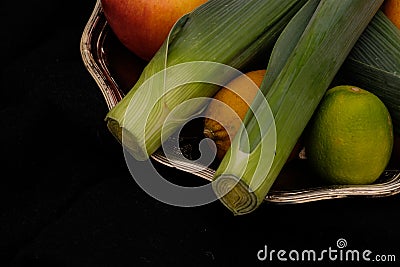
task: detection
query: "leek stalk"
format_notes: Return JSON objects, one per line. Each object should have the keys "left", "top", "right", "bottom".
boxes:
{"left": 105, "top": 0, "right": 309, "bottom": 160}
{"left": 212, "top": 0, "right": 384, "bottom": 215}
{"left": 341, "top": 10, "right": 400, "bottom": 133}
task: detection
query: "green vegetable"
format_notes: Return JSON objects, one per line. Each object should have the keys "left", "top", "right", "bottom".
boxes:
{"left": 341, "top": 10, "right": 400, "bottom": 134}
{"left": 105, "top": 0, "right": 308, "bottom": 160}
{"left": 212, "top": 0, "right": 384, "bottom": 215}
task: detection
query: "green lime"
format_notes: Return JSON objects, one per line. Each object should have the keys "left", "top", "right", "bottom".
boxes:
{"left": 305, "top": 85, "right": 393, "bottom": 185}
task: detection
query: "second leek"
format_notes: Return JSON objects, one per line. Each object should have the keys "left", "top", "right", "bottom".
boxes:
{"left": 212, "top": 0, "right": 385, "bottom": 215}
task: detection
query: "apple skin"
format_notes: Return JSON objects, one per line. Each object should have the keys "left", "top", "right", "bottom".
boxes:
{"left": 101, "top": 0, "right": 208, "bottom": 61}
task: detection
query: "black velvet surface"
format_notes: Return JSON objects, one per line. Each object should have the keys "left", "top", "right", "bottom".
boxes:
{"left": 1, "top": 1, "right": 399, "bottom": 266}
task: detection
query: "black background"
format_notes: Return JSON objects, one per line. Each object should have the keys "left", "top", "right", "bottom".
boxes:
{"left": 1, "top": 0, "right": 399, "bottom": 266}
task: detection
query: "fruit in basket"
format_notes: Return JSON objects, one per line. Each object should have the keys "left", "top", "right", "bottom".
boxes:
{"left": 203, "top": 70, "right": 266, "bottom": 160}
{"left": 101, "top": 0, "right": 208, "bottom": 61}
{"left": 305, "top": 85, "right": 393, "bottom": 185}
{"left": 382, "top": 0, "right": 400, "bottom": 29}
{"left": 203, "top": 69, "right": 302, "bottom": 161}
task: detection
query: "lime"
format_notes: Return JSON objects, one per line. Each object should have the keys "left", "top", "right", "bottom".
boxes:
{"left": 305, "top": 85, "right": 393, "bottom": 185}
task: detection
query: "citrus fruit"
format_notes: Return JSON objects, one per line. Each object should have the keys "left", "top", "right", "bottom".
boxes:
{"left": 203, "top": 70, "right": 266, "bottom": 160}
{"left": 382, "top": 0, "right": 400, "bottom": 29}
{"left": 305, "top": 85, "right": 393, "bottom": 185}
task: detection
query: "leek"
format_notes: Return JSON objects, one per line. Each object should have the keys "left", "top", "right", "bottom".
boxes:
{"left": 212, "top": 0, "right": 384, "bottom": 215}
{"left": 341, "top": 10, "right": 400, "bottom": 134}
{"left": 105, "top": 0, "right": 308, "bottom": 160}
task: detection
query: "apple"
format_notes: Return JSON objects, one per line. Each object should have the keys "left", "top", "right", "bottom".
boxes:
{"left": 101, "top": 0, "right": 208, "bottom": 61}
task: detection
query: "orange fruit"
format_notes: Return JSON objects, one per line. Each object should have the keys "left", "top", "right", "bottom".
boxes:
{"left": 305, "top": 85, "right": 393, "bottom": 185}
{"left": 382, "top": 0, "right": 400, "bottom": 29}
{"left": 203, "top": 70, "right": 266, "bottom": 160}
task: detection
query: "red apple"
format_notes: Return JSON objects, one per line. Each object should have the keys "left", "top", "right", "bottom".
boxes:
{"left": 101, "top": 0, "right": 208, "bottom": 61}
